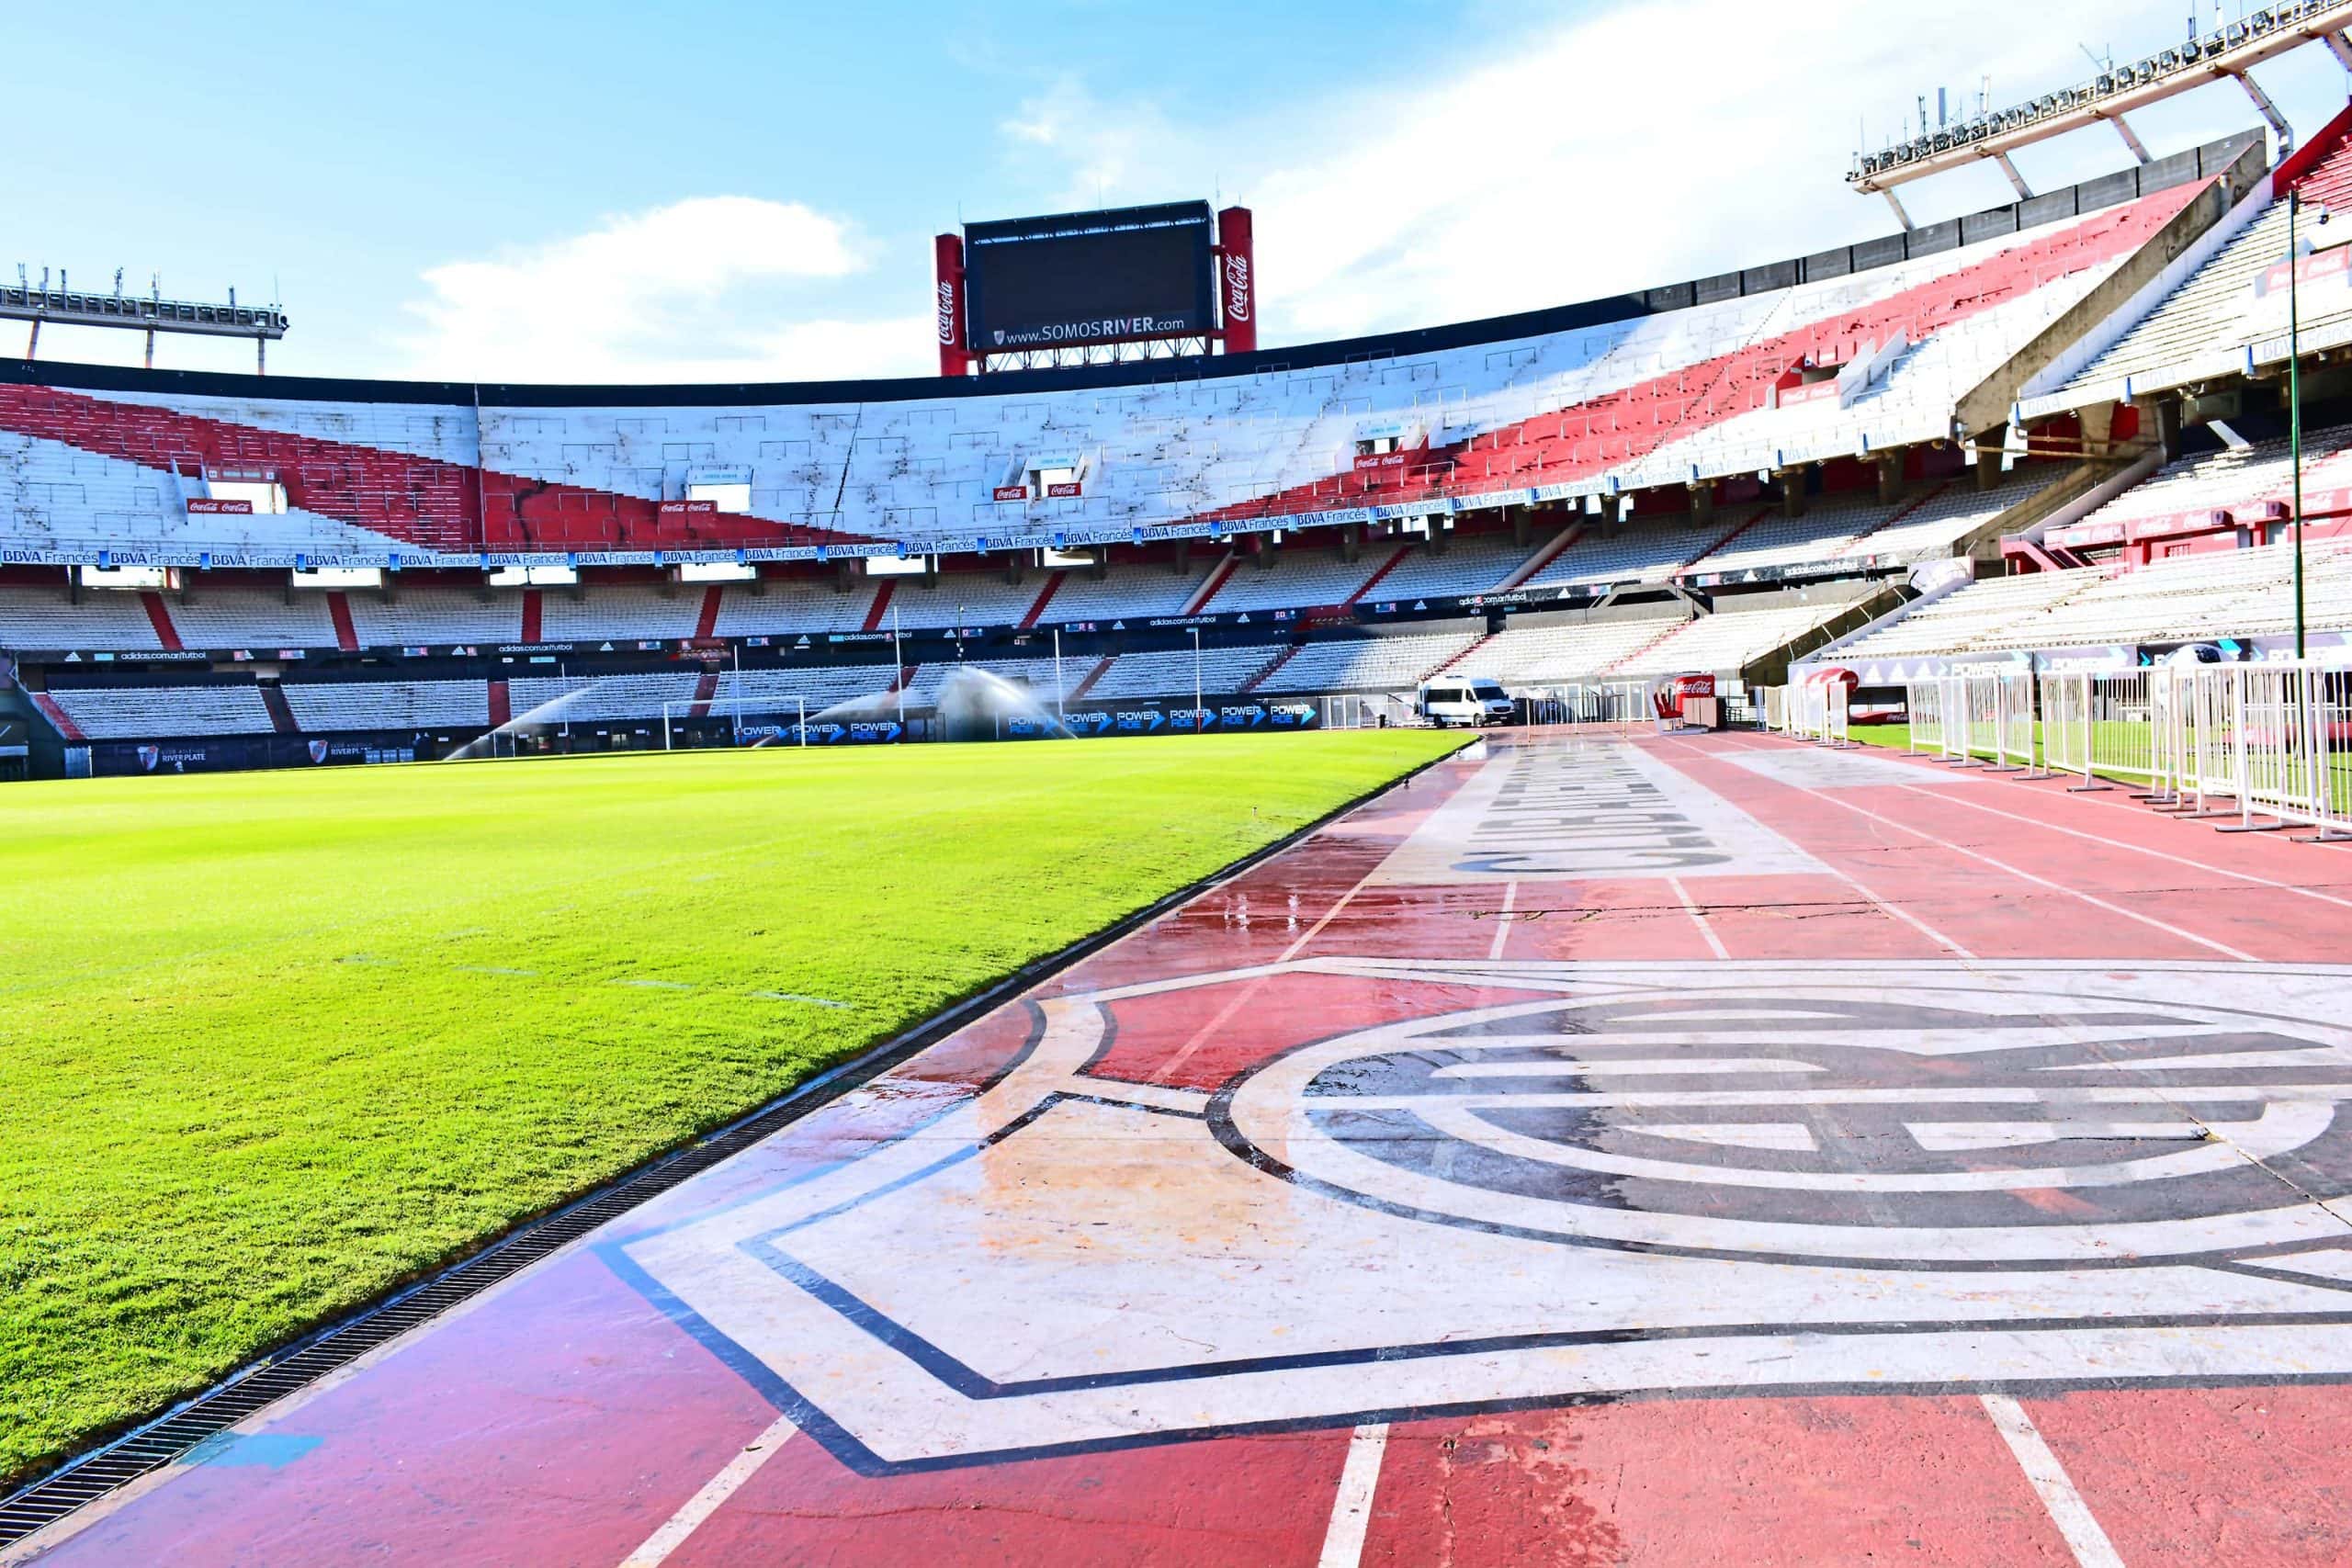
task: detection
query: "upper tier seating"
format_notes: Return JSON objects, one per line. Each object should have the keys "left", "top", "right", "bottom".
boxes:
{"left": 1, "top": 169, "right": 2208, "bottom": 567}
{"left": 2037, "top": 131, "right": 2352, "bottom": 411}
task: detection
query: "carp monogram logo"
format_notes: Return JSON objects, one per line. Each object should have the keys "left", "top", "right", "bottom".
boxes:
{"left": 615, "top": 959, "right": 2352, "bottom": 1471}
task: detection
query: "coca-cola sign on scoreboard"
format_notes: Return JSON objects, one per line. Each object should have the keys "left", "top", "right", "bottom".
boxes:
{"left": 1216, "top": 205, "right": 1256, "bottom": 354}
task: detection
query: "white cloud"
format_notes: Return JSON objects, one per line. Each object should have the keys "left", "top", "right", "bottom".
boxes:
{"left": 999, "top": 76, "right": 1196, "bottom": 209}
{"left": 395, "top": 196, "right": 933, "bottom": 382}
{"left": 987, "top": 0, "right": 2344, "bottom": 347}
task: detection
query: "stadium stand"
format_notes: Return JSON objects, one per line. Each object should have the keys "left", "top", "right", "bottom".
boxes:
{"left": 283, "top": 679, "right": 492, "bottom": 732}
{"left": 341, "top": 588, "right": 520, "bottom": 647}
{"left": 1356, "top": 536, "right": 1528, "bottom": 601}
{"left": 21, "top": 130, "right": 2350, "bottom": 772}
{"left": 49, "top": 683, "right": 272, "bottom": 739}
{"left": 2023, "top": 115, "right": 2352, "bottom": 418}
{"left": 0, "top": 585, "right": 167, "bottom": 650}
{"left": 1441, "top": 613, "right": 1690, "bottom": 687}
{"left": 1086, "top": 644, "right": 1285, "bottom": 700}
{"left": 0, "top": 144, "right": 2234, "bottom": 573}
{"left": 1255, "top": 629, "right": 1483, "bottom": 694}
{"left": 1031, "top": 561, "right": 1214, "bottom": 624}
{"left": 1618, "top": 596, "right": 1865, "bottom": 675}
{"left": 1829, "top": 536, "right": 2352, "bottom": 668}
{"left": 2046, "top": 423, "right": 2352, "bottom": 555}
{"left": 710, "top": 579, "right": 880, "bottom": 637}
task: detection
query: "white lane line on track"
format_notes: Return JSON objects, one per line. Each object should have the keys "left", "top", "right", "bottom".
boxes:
{"left": 1655, "top": 738, "right": 1977, "bottom": 959}
{"left": 1980, "top": 1394, "right": 2125, "bottom": 1568}
{"left": 1487, "top": 879, "right": 1518, "bottom": 962}
{"left": 619, "top": 1413, "right": 799, "bottom": 1568}
{"left": 1316, "top": 1422, "right": 1390, "bottom": 1568}
{"left": 1765, "top": 773, "right": 2259, "bottom": 963}
{"left": 1668, "top": 875, "right": 1731, "bottom": 959}
{"left": 1899, "top": 782, "right": 2352, "bottom": 913}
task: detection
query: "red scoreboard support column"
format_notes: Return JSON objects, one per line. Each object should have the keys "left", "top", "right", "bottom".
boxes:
{"left": 1216, "top": 206, "right": 1256, "bottom": 355}
{"left": 933, "top": 233, "right": 972, "bottom": 377}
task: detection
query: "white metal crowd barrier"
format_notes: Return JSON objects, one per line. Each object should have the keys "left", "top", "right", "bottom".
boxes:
{"left": 1929, "top": 662, "right": 2352, "bottom": 840}
{"left": 1781, "top": 681, "right": 1851, "bottom": 746}
{"left": 1320, "top": 693, "right": 1424, "bottom": 729}
{"left": 1904, "top": 671, "right": 2037, "bottom": 772}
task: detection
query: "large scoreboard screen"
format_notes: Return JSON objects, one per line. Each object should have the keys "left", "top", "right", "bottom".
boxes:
{"left": 964, "top": 202, "right": 1215, "bottom": 352}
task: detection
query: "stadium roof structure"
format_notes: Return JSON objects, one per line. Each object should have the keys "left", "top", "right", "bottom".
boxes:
{"left": 1850, "top": 0, "right": 2352, "bottom": 225}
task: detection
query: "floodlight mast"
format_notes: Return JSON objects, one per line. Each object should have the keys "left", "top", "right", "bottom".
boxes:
{"left": 3, "top": 266, "right": 288, "bottom": 373}
{"left": 1848, "top": 1, "right": 2352, "bottom": 226}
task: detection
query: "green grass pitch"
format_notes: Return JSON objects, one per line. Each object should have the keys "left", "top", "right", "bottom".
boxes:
{"left": 0, "top": 729, "right": 1464, "bottom": 1485}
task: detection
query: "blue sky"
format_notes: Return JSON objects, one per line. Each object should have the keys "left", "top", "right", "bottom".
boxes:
{"left": 15, "top": 0, "right": 2352, "bottom": 382}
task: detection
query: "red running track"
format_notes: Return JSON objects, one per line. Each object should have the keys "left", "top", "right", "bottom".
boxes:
{"left": 17, "top": 729, "right": 2352, "bottom": 1567}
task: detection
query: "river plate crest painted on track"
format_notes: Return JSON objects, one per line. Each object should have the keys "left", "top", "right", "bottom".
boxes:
{"left": 613, "top": 958, "right": 2352, "bottom": 1472}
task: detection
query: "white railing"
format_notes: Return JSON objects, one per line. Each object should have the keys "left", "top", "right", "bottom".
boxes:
{"left": 1787, "top": 681, "right": 1851, "bottom": 746}
{"left": 1907, "top": 678, "right": 1946, "bottom": 756}
{"left": 1914, "top": 662, "right": 2352, "bottom": 840}
{"left": 1320, "top": 693, "right": 1422, "bottom": 729}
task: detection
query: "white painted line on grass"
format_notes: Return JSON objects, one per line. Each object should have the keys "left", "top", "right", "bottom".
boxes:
{"left": 619, "top": 1413, "right": 799, "bottom": 1568}
{"left": 1316, "top": 1422, "right": 1389, "bottom": 1568}
{"left": 1980, "top": 1393, "right": 2124, "bottom": 1568}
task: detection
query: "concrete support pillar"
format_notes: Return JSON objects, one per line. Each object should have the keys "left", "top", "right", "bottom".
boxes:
{"left": 1428, "top": 525, "right": 1448, "bottom": 556}
{"left": 1689, "top": 480, "right": 1716, "bottom": 528}
{"left": 1975, "top": 438, "right": 2003, "bottom": 491}
{"left": 1875, "top": 454, "right": 1904, "bottom": 506}
{"left": 1253, "top": 532, "right": 1275, "bottom": 570}
{"left": 748, "top": 566, "right": 769, "bottom": 597}
{"left": 2080, "top": 400, "right": 2117, "bottom": 454}
{"left": 1510, "top": 505, "right": 1532, "bottom": 547}
{"left": 1172, "top": 540, "right": 1192, "bottom": 575}
{"left": 1338, "top": 524, "right": 1360, "bottom": 563}
{"left": 834, "top": 560, "right": 858, "bottom": 593}
{"left": 2151, "top": 399, "right": 2182, "bottom": 461}
{"left": 1002, "top": 553, "right": 1023, "bottom": 586}
{"left": 1778, "top": 472, "right": 1806, "bottom": 519}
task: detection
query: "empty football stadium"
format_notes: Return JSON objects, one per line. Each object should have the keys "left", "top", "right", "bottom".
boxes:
{"left": 15, "top": 6, "right": 2352, "bottom": 1564}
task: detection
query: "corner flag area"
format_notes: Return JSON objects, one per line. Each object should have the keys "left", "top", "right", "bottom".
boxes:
{"left": 16, "top": 728, "right": 2352, "bottom": 1566}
